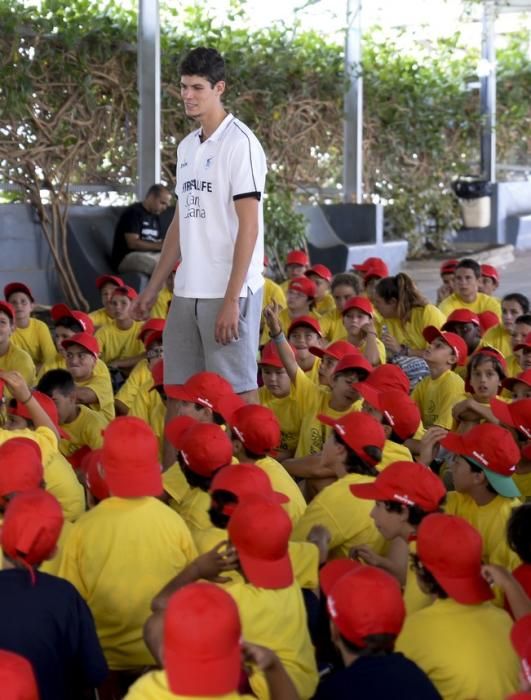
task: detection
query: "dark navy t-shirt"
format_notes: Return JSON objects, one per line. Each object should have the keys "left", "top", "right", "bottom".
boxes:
{"left": 0, "top": 569, "right": 108, "bottom": 700}
{"left": 111, "top": 201, "right": 162, "bottom": 269}
{"left": 313, "top": 653, "right": 441, "bottom": 699}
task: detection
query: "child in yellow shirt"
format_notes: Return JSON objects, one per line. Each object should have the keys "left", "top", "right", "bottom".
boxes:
{"left": 323, "top": 272, "right": 363, "bottom": 342}
{"left": 62, "top": 332, "right": 115, "bottom": 422}
{"left": 305, "top": 264, "right": 335, "bottom": 315}
{"left": 95, "top": 285, "right": 144, "bottom": 371}
{"left": 0, "top": 301, "right": 35, "bottom": 388}
{"left": 438, "top": 258, "right": 502, "bottom": 319}
{"left": 309, "top": 339, "right": 358, "bottom": 387}
{"left": 341, "top": 296, "right": 385, "bottom": 366}
{"left": 4, "top": 282, "right": 55, "bottom": 367}
{"left": 503, "top": 369, "right": 531, "bottom": 400}
{"left": 88, "top": 273, "right": 124, "bottom": 329}
{"left": 286, "top": 315, "right": 323, "bottom": 380}
{"left": 490, "top": 397, "right": 531, "bottom": 501}
{"left": 481, "top": 293, "right": 529, "bottom": 358}
{"left": 150, "top": 262, "right": 178, "bottom": 319}
{"left": 279, "top": 249, "right": 309, "bottom": 294}
{"left": 479, "top": 263, "right": 500, "bottom": 296}
{"left": 411, "top": 327, "right": 468, "bottom": 429}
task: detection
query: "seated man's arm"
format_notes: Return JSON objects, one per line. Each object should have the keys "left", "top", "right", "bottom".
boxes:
{"left": 124, "top": 232, "right": 163, "bottom": 252}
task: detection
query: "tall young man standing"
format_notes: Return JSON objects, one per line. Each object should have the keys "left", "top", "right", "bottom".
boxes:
{"left": 132, "top": 47, "right": 267, "bottom": 408}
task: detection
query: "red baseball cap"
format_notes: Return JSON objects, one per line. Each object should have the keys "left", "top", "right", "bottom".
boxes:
{"left": 288, "top": 276, "right": 317, "bottom": 298}
{"left": 164, "top": 582, "right": 242, "bottom": 696}
{"left": 478, "top": 310, "right": 500, "bottom": 333}
{"left": 318, "top": 412, "right": 386, "bottom": 466}
{"left": 286, "top": 250, "right": 309, "bottom": 266}
{"left": 353, "top": 384, "right": 421, "bottom": 440}
{"left": 259, "top": 340, "right": 284, "bottom": 368}
{"left": 341, "top": 296, "right": 374, "bottom": 318}
{"left": 442, "top": 308, "right": 481, "bottom": 329}
{"left": 351, "top": 461, "right": 446, "bottom": 511}
{"left": 326, "top": 566, "right": 405, "bottom": 646}
{"left": 0, "top": 649, "right": 39, "bottom": 700}
{"left": 514, "top": 332, "right": 531, "bottom": 352}
{"left": 165, "top": 418, "right": 233, "bottom": 477}
{"left": 333, "top": 353, "right": 373, "bottom": 377}
{"left": 51, "top": 303, "right": 95, "bottom": 335}
{"left": 0, "top": 301, "right": 15, "bottom": 321}
{"left": 353, "top": 257, "right": 389, "bottom": 281}
{"left": 210, "top": 463, "right": 288, "bottom": 513}
{"left": 95, "top": 274, "right": 124, "bottom": 290}
{"left": 62, "top": 332, "right": 100, "bottom": 357}
{"left": 310, "top": 340, "right": 358, "bottom": 361}
{"left": 229, "top": 404, "right": 280, "bottom": 455}
{"left": 165, "top": 371, "right": 234, "bottom": 411}
{"left": 503, "top": 369, "right": 531, "bottom": 392}
{"left": 441, "top": 423, "right": 520, "bottom": 498}
{"left": 4, "top": 282, "right": 34, "bottom": 302}
{"left": 228, "top": 496, "right": 293, "bottom": 589}
{"left": 319, "top": 558, "right": 361, "bottom": 597}
{"left": 0, "top": 438, "right": 44, "bottom": 499}
{"left": 102, "top": 417, "right": 163, "bottom": 497}
{"left": 1, "top": 489, "right": 63, "bottom": 573}
{"left": 511, "top": 614, "right": 531, "bottom": 686}
{"left": 149, "top": 358, "right": 164, "bottom": 390}
{"left": 83, "top": 449, "right": 110, "bottom": 502}
{"left": 490, "top": 397, "right": 531, "bottom": 440}
{"left": 480, "top": 264, "right": 499, "bottom": 282}
{"left": 440, "top": 259, "right": 459, "bottom": 275}
{"left": 143, "top": 330, "right": 163, "bottom": 349}
{"left": 138, "top": 318, "right": 165, "bottom": 342}
{"left": 305, "top": 264, "right": 332, "bottom": 282}
{"left": 423, "top": 326, "right": 468, "bottom": 365}
{"left": 9, "top": 390, "right": 70, "bottom": 440}
{"left": 364, "top": 364, "right": 410, "bottom": 394}
{"left": 416, "top": 513, "right": 493, "bottom": 604}
{"left": 287, "top": 315, "right": 322, "bottom": 338}
{"left": 112, "top": 285, "right": 138, "bottom": 300}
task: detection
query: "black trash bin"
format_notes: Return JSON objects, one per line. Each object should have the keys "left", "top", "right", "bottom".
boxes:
{"left": 452, "top": 179, "right": 493, "bottom": 229}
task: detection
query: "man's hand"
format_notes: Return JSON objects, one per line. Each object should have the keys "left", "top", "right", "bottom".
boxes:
{"left": 130, "top": 289, "right": 158, "bottom": 321}
{"left": 193, "top": 541, "right": 240, "bottom": 583}
{"left": 215, "top": 298, "right": 240, "bottom": 345}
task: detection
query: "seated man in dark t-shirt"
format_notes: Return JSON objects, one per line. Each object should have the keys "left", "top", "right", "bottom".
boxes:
{"left": 314, "top": 561, "right": 440, "bottom": 700}
{"left": 111, "top": 183, "right": 172, "bottom": 275}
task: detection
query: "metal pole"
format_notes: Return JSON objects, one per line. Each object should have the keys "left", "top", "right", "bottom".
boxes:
{"left": 343, "top": 0, "right": 363, "bottom": 203}
{"left": 137, "top": 0, "right": 161, "bottom": 199}
{"left": 480, "top": 0, "right": 496, "bottom": 183}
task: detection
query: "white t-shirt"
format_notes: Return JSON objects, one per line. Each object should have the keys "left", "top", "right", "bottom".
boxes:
{"left": 174, "top": 113, "right": 267, "bottom": 298}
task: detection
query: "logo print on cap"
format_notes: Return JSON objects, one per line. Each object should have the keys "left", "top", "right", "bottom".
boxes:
{"left": 472, "top": 450, "right": 489, "bottom": 466}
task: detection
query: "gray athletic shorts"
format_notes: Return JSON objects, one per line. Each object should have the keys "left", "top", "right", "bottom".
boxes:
{"left": 163, "top": 287, "right": 263, "bottom": 394}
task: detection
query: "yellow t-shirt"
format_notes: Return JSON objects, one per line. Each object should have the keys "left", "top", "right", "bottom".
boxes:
{"left": 378, "top": 440, "right": 413, "bottom": 470}
{"left": 291, "top": 473, "right": 384, "bottom": 558}
{"left": 439, "top": 292, "right": 502, "bottom": 319}
{"left": 445, "top": 491, "right": 521, "bottom": 563}
{"left": 162, "top": 462, "right": 190, "bottom": 507}
{"left": 0, "top": 426, "right": 85, "bottom": 521}
{"left": 39, "top": 519, "right": 74, "bottom": 576}
{"left": 176, "top": 487, "right": 212, "bottom": 532}
{"left": 129, "top": 385, "right": 165, "bottom": 459}
{"left": 76, "top": 371, "right": 115, "bottom": 423}
{"left": 258, "top": 388, "right": 304, "bottom": 457}
{"left": 58, "top": 497, "right": 198, "bottom": 670}
{"left": 403, "top": 540, "right": 432, "bottom": 615}
{"left": 396, "top": 598, "right": 519, "bottom": 700}
{"left": 255, "top": 456, "right": 306, "bottom": 525}
{"left": 262, "top": 277, "right": 286, "bottom": 310}
{"left": 150, "top": 287, "right": 172, "bottom": 319}
{"left": 303, "top": 357, "right": 321, "bottom": 384}
{"left": 323, "top": 309, "right": 348, "bottom": 343}
{"left": 0, "top": 342, "right": 36, "bottom": 388}
{"left": 513, "top": 469, "right": 531, "bottom": 502}
{"left": 411, "top": 370, "right": 466, "bottom": 429}
{"left": 481, "top": 324, "right": 512, "bottom": 358}
{"left": 59, "top": 404, "right": 107, "bottom": 457}
{"left": 383, "top": 305, "right": 446, "bottom": 351}
{"left": 116, "top": 359, "right": 152, "bottom": 410}
{"left": 226, "top": 581, "right": 319, "bottom": 700}
{"left": 89, "top": 307, "right": 113, "bottom": 329}
{"left": 95, "top": 321, "right": 144, "bottom": 365}
{"left": 11, "top": 318, "right": 56, "bottom": 366}
{"left": 315, "top": 292, "right": 335, "bottom": 315}
{"left": 124, "top": 669, "right": 255, "bottom": 700}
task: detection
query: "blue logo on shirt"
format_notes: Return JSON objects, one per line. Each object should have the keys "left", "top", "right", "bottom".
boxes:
{"left": 205, "top": 156, "right": 215, "bottom": 169}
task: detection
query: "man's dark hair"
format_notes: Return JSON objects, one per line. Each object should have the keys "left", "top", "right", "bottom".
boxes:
{"left": 53, "top": 316, "right": 83, "bottom": 334}
{"left": 146, "top": 184, "right": 170, "bottom": 199}
{"left": 37, "top": 369, "right": 76, "bottom": 397}
{"left": 333, "top": 432, "right": 380, "bottom": 476}
{"left": 503, "top": 293, "right": 530, "bottom": 314}
{"left": 455, "top": 258, "right": 481, "bottom": 278}
{"left": 339, "top": 633, "right": 396, "bottom": 657}
{"left": 507, "top": 503, "right": 531, "bottom": 563}
{"left": 180, "top": 47, "right": 225, "bottom": 87}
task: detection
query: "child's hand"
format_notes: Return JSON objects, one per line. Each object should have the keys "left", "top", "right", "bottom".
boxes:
{"left": 481, "top": 563, "right": 512, "bottom": 590}
{"left": 0, "top": 370, "right": 31, "bottom": 404}
{"left": 418, "top": 426, "right": 448, "bottom": 465}
{"left": 381, "top": 329, "right": 400, "bottom": 354}
{"left": 452, "top": 398, "right": 480, "bottom": 422}
{"left": 193, "top": 541, "right": 239, "bottom": 583}
{"left": 351, "top": 544, "right": 384, "bottom": 567}
{"left": 241, "top": 642, "right": 280, "bottom": 673}
{"left": 263, "top": 301, "right": 282, "bottom": 337}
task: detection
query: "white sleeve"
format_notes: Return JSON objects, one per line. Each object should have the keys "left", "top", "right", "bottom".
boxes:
{"left": 229, "top": 130, "right": 267, "bottom": 201}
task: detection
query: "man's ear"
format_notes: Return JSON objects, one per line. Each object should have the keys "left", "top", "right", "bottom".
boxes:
{"left": 214, "top": 80, "right": 226, "bottom": 97}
